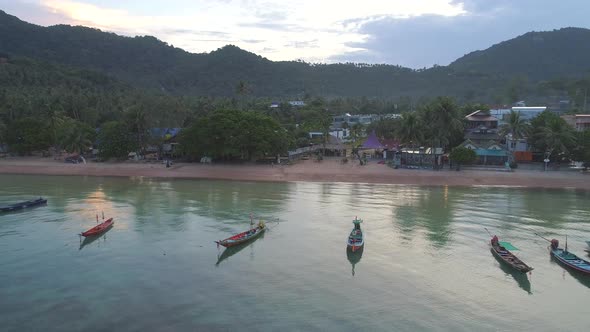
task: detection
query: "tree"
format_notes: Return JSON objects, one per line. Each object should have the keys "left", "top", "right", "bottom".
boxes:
{"left": 420, "top": 97, "right": 463, "bottom": 151}
{"left": 97, "top": 121, "right": 136, "bottom": 160}
{"left": 124, "top": 107, "right": 149, "bottom": 154}
{"left": 449, "top": 146, "right": 477, "bottom": 170}
{"left": 570, "top": 130, "right": 590, "bottom": 169}
{"left": 5, "top": 118, "right": 51, "bottom": 155}
{"left": 397, "top": 112, "right": 423, "bottom": 147}
{"left": 58, "top": 119, "right": 96, "bottom": 154}
{"left": 529, "top": 111, "right": 576, "bottom": 161}
{"left": 500, "top": 110, "right": 530, "bottom": 158}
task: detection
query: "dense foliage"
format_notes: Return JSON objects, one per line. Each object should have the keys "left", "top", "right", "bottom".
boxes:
{"left": 449, "top": 147, "right": 477, "bottom": 170}
{"left": 178, "top": 109, "right": 291, "bottom": 161}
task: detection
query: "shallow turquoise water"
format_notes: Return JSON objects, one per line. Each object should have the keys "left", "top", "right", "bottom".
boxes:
{"left": 1, "top": 175, "right": 590, "bottom": 331}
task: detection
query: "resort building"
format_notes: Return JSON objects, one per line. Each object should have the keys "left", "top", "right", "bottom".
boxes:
{"left": 462, "top": 110, "right": 509, "bottom": 165}
{"left": 562, "top": 114, "right": 590, "bottom": 131}
{"left": 331, "top": 113, "right": 401, "bottom": 129}
{"left": 489, "top": 106, "right": 547, "bottom": 126}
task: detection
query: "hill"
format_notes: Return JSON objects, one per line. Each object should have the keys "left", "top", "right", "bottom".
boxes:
{"left": 1, "top": 10, "right": 590, "bottom": 101}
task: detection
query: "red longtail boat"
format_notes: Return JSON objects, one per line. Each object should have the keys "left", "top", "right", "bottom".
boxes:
{"left": 215, "top": 221, "right": 266, "bottom": 248}
{"left": 81, "top": 218, "right": 114, "bottom": 237}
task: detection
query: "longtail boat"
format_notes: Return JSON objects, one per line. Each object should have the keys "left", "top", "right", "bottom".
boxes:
{"left": 549, "top": 238, "right": 590, "bottom": 274}
{"left": 347, "top": 217, "right": 364, "bottom": 252}
{"left": 489, "top": 235, "right": 533, "bottom": 273}
{"left": 81, "top": 218, "right": 114, "bottom": 237}
{"left": 0, "top": 197, "right": 47, "bottom": 212}
{"left": 216, "top": 220, "right": 265, "bottom": 248}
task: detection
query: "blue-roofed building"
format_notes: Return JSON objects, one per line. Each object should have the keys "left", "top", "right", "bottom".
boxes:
{"left": 147, "top": 128, "right": 182, "bottom": 159}
{"left": 460, "top": 139, "right": 509, "bottom": 166}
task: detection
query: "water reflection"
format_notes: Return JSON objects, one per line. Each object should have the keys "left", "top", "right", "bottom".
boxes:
{"left": 79, "top": 232, "right": 110, "bottom": 250}
{"left": 492, "top": 248, "right": 532, "bottom": 294}
{"left": 216, "top": 232, "right": 266, "bottom": 266}
{"left": 346, "top": 246, "right": 364, "bottom": 276}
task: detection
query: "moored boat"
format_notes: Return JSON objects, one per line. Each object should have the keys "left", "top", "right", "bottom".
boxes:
{"left": 216, "top": 220, "right": 265, "bottom": 248}
{"left": 0, "top": 197, "right": 47, "bottom": 212}
{"left": 347, "top": 217, "right": 364, "bottom": 252}
{"left": 549, "top": 239, "right": 590, "bottom": 275}
{"left": 81, "top": 218, "right": 114, "bottom": 237}
{"left": 490, "top": 235, "right": 533, "bottom": 273}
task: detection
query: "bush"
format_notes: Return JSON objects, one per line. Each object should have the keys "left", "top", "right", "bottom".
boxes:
{"left": 509, "top": 161, "right": 518, "bottom": 169}
{"left": 449, "top": 146, "right": 477, "bottom": 170}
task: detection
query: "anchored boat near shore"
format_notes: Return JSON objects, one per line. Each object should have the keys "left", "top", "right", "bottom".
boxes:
{"left": 0, "top": 197, "right": 47, "bottom": 213}
{"left": 347, "top": 217, "right": 364, "bottom": 252}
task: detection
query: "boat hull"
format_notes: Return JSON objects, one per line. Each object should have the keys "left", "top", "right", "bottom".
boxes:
{"left": 550, "top": 248, "right": 590, "bottom": 274}
{"left": 216, "top": 226, "right": 265, "bottom": 248}
{"left": 490, "top": 245, "right": 533, "bottom": 273}
{"left": 347, "top": 229, "right": 364, "bottom": 252}
{"left": 82, "top": 218, "right": 114, "bottom": 237}
{"left": 0, "top": 198, "right": 47, "bottom": 212}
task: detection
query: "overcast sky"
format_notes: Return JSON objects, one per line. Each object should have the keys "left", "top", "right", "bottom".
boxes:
{"left": 2, "top": 0, "right": 589, "bottom": 68}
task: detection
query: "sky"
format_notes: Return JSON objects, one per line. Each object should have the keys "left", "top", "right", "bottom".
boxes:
{"left": 2, "top": 0, "right": 590, "bottom": 68}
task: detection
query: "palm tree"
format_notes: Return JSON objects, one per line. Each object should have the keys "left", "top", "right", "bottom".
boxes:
{"left": 397, "top": 112, "right": 423, "bottom": 148}
{"left": 534, "top": 117, "right": 576, "bottom": 162}
{"left": 44, "top": 103, "right": 65, "bottom": 156}
{"left": 428, "top": 97, "right": 463, "bottom": 150}
{"left": 236, "top": 81, "right": 250, "bottom": 110}
{"left": 62, "top": 125, "right": 93, "bottom": 155}
{"left": 500, "top": 110, "right": 530, "bottom": 152}
{"left": 125, "top": 107, "right": 148, "bottom": 154}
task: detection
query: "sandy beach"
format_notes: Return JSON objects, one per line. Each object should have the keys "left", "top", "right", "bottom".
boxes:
{"left": 1, "top": 157, "right": 589, "bottom": 189}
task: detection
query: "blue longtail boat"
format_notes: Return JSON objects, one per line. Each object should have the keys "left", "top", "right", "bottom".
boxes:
{"left": 549, "top": 238, "right": 590, "bottom": 275}
{"left": 0, "top": 197, "right": 47, "bottom": 212}
{"left": 347, "top": 217, "right": 364, "bottom": 252}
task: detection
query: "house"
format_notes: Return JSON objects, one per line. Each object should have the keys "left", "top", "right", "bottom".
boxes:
{"left": 331, "top": 113, "right": 400, "bottom": 129}
{"left": 270, "top": 102, "right": 280, "bottom": 108}
{"left": 490, "top": 106, "right": 546, "bottom": 125}
{"left": 562, "top": 114, "right": 590, "bottom": 132}
{"left": 460, "top": 139, "right": 509, "bottom": 166}
{"left": 148, "top": 128, "right": 182, "bottom": 158}
{"left": 288, "top": 101, "right": 305, "bottom": 107}
{"left": 464, "top": 110, "right": 500, "bottom": 145}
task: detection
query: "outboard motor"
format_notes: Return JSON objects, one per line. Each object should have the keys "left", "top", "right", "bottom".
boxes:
{"left": 550, "top": 239, "right": 559, "bottom": 250}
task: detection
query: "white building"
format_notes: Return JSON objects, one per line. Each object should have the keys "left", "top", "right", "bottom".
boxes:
{"left": 489, "top": 106, "right": 546, "bottom": 125}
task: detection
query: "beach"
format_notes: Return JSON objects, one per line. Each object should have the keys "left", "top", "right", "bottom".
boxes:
{"left": 1, "top": 157, "right": 589, "bottom": 189}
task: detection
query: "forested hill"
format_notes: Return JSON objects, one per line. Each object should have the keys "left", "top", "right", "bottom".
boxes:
{"left": 2, "top": 10, "right": 590, "bottom": 100}
{"left": 449, "top": 28, "right": 590, "bottom": 80}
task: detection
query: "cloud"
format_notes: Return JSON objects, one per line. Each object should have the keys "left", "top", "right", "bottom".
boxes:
{"left": 332, "top": 0, "right": 590, "bottom": 68}
{"left": 6, "top": 0, "right": 588, "bottom": 67}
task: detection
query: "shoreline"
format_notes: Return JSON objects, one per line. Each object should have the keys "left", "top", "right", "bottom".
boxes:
{"left": 1, "top": 158, "right": 589, "bottom": 190}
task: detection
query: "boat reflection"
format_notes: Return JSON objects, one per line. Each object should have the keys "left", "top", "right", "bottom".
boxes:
{"left": 492, "top": 250, "right": 532, "bottom": 294}
{"left": 346, "top": 246, "right": 364, "bottom": 276}
{"left": 215, "top": 231, "right": 265, "bottom": 266}
{"left": 79, "top": 229, "right": 111, "bottom": 250}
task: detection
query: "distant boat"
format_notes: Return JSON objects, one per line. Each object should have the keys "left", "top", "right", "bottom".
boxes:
{"left": 549, "top": 239, "right": 590, "bottom": 275}
{"left": 490, "top": 235, "right": 533, "bottom": 273}
{"left": 216, "top": 220, "right": 265, "bottom": 248}
{"left": 347, "top": 217, "right": 364, "bottom": 252}
{"left": 0, "top": 197, "right": 47, "bottom": 212}
{"left": 81, "top": 218, "right": 114, "bottom": 237}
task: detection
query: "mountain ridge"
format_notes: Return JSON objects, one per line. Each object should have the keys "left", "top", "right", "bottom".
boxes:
{"left": 2, "top": 10, "right": 590, "bottom": 100}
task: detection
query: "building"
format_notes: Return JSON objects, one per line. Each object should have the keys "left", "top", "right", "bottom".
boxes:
{"left": 562, "top": 114, "right": 590, "bottom": 131}
{"left": 288, "top": 101, "right": 305, "bottom": 107}
{"left": 460, "top": 139, "right": 510, "bottom": 166}
{"left": 489, "top": 106, "right": 546, "bottom": 126}
{"left": 331, "top": 113, "right": 400, "bottom": 129}
{"left": 464, "top": 110, "right": 500, "bottom": 145}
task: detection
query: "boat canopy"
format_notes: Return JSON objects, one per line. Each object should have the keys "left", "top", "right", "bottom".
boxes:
{"left": 498, "top": 241, "right": 518, "bottom": 251}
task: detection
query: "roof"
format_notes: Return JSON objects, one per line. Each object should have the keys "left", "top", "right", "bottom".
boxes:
{"left": 361, "top": 131, "right": 384, "bottom": 149}
{"left": 474, "top": 149, "right": 508, "bottom": 157}
{"left": 150, "top": 128, "right": 181, "bottom": 139}
{"left": 465, "top": 132, "right": 500, "bottom": 141}
{"left": 465, "top": 110, "right": 498, "bottom": 122}
{"left": 380, "top": 139, "right": 400, "bottom": 150}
